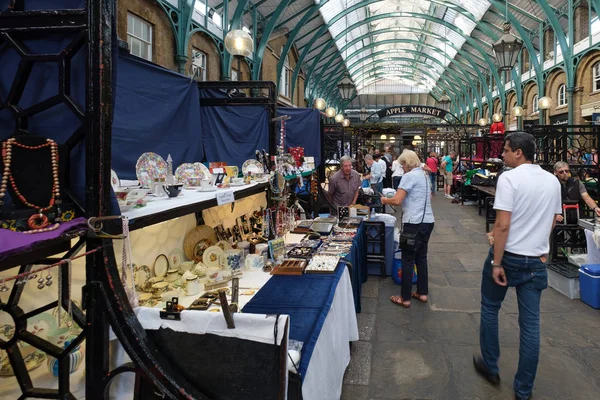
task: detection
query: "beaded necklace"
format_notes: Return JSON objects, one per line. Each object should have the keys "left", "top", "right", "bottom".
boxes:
{"left": 1, "top": 138, "right": 61, "bottom": 232}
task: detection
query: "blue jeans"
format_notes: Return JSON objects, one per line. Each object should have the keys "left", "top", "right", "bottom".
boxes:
{"left": 400, "top": 223, "right": 434, "bottom": 300}
{"left": 429, "top": 173, "right": 436, "bottom": 193}
{"left": 480, "top": 248, "right": 548, "bottom": 398}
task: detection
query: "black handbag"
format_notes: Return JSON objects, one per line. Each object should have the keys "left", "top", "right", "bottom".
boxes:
{"left": 399, "top": 173, "right": 428, "bottom": 251}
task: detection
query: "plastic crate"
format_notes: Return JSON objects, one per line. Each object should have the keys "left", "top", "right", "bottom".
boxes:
{"left": 579, "top": 264, "right": 600, "bottom": 309}
{"left": 547, "top": 263, "right": 580, "bottom": 299}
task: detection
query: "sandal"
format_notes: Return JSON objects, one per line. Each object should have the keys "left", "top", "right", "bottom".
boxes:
{"left": 411, "top": 292, "right": 428, "bottom": 303}
{"left": 390, "top": 295, "right": 410, "bottom": 308}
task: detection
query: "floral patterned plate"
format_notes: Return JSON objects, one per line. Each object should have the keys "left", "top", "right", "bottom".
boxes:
{"left": 0, "top": 348, "right": 46, "bottom": 376}
{"left": 193, "top": 162, "right": 211, "bottom": 180}
{"left": 153, "top": 254, "right": 169, "bottom": 278}
{"left": 133, "top": 264, "right": 151, "bottom": 292}
{"left": 242, "top": 159, "right": 264, "bottom": 176}
{"left": 175, "top": 163, "right": 203, "bottom": 185}
{"left": 111, "top": 169, "right": 120, "bottom": 192}
{"left": 136, "top": 152, "right": 167, "bottom": 188}
{"left": 168, "top": 249, "right": 185, "bottom": 270}
{"left": 27, "top": 312, "right": 58, "bottom": 339}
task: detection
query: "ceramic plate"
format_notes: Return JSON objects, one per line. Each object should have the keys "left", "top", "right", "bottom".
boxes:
{"left": 215, "top": 240, "right": 232, "bottom": 251}
{"left": 0, "top": 349, "right": 46, "bottom": 376}
{"left": 183, "top": 225, "right": 218, "bottom": 261}
{"left": 27, "top": 312, "right": 58, "bottom": 338}
{"left": 203, "top": 245, "right": 224, "bottom": 269}
{"left": 136, "top": 152, "right": 167, "bottom": 188}
{"left": 168, "top": 249, "right": 185, "bottom": 270}
{"left": 193, "top": 162, "right": 211, "bottom": 180}
{"left": 197, "top": 188, "right": 217, "bottom": 192}
{"left": 175, "top": 163, "right": 203, "bottom": 185}
{"left": 153, "top": 254, "right": 169, "bottom": 278}
{"left": 230, "top": 182, "right": 247, "bottom": 187}
{"left": 133, "top": 264, "right": 151, "bottom": 292}
{"left": 242, "top": 159, "right": 264, "bottom": 176}
{"left": 111, "top": 169, "right": 120, "bottom": 192}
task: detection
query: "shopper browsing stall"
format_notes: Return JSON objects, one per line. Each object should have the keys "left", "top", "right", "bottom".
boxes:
{"left": 327, "top": 155, "right": 361, "bottom": 207}
{"left": 391, "top": 155, "right": 404, "bottom": 190}
{"left": 364, "top": 154, "right": 383, "bottom": 194}
{"left": 381, "top": 150, "right": 434, "bottom": 308}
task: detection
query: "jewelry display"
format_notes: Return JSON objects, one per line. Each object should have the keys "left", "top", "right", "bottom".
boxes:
{"left": 45, "top": 273, "right": 53, "bottom": 287}
{"left": 305, "top": 255, "right": 340, "bottom": 273}
{"left": 1, "top": 137, "right": 62, "bottom": 232}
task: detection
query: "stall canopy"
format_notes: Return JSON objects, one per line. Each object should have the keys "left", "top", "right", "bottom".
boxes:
{"left": 278, "top": 107, "right": 321, "bottom": 166}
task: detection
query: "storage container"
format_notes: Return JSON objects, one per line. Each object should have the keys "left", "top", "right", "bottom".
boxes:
{"left": 547, "top": 262, "right": 580, "bottom": 299}
{"left": 579, "top": 264, "right": 600, "bottom": 309}
{"left": 392, "top": 250, "right": 417, "bottom": 285}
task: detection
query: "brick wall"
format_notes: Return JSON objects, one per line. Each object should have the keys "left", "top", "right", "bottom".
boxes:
{"left": 545, "top": 68, "right": 567, "bottom": 123}
{"left": 188, "top": 32, "right": 221, "bottom": 81}
{"left": 576, "top": 50, "right": 600, "bottom": 124}
{"left": 117, "top": 0, "right": 176, "bottom": 70}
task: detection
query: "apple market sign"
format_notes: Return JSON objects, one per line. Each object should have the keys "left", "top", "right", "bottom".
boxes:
{"left": 377, "top": 105, "right": 448, "bottom": 119}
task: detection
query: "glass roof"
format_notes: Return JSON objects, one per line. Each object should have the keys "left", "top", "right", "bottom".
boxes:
{"left": 319, "top": 0, "right": 491, "bottom": 94}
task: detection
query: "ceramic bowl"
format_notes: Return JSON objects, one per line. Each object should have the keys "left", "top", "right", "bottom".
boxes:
{"left": 151, "top": 281, "right": 170, "bottom": 293}
{"left": 179, "top": 261, "right": 195, "bottom": 274}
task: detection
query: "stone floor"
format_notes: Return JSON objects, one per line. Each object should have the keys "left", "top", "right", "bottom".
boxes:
{"left": 341, "top": 193, "right": 600, "bottom": 400}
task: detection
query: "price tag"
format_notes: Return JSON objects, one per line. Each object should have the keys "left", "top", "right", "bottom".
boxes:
{"left": 212, "top": 168, "right": 224, "bottom": 174}
{"left": 216, "top": 190, "right": 235, "bottom": 205}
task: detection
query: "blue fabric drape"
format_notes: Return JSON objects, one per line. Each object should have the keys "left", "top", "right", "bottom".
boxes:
{"left": 200, "top": 105, "right": 269, "bottom": 168}
{"left": 242, "top": 263, "right": 346, "bottom": 380}
{"left": 278, "top": 107, "right": 321, "bottom": 166}
{"left": 111, "top": 52, "right": 203, "bottom": 180}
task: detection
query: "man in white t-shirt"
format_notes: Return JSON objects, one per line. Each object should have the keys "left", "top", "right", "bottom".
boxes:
{"left": 473, "top": 132, "right": 561, "bottom": 400}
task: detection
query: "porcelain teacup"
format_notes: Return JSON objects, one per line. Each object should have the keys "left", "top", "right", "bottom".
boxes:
{"left": 163, "top": 184, "right": 183, "bottom": 198}
{"left": 245, "top": 254, "right": 265, "bottom": 270}
{"left": 200, "top": 179, "right": 213, "bottom": 190}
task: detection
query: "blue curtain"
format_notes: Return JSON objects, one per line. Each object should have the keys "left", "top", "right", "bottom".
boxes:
{"left": 200, "top": 105, "right": 269, "bottom": 168}
{"left": 277, "top": 107, "right": 321, "bottom": 166}
{"left": 112, "top": 53, "right": 203, "bottom": 180}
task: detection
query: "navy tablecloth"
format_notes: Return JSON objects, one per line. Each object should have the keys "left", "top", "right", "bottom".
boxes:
{"left": 242, "top": 263, "right": 346, "bottom": 380}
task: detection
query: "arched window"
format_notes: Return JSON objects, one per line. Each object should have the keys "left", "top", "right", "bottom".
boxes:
{"left": 558, "top": 84, "right": 567, "bottom": 106}
{"left": 532, "top": 94, "right": 539, "bottom": 113}
{"left": 279, "top": 53, "right": 291, "bottom": 98}
{"left": 593, "top": 62, "right": 600, "bottom": 92}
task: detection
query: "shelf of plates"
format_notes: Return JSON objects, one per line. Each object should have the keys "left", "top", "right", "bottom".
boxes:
{"left": 121, "top": 182, "right": 270, "bottom": 232}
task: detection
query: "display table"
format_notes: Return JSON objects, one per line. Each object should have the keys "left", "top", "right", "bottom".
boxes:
{"left": 243, "top": 264, "right": 358, "bottom": 400}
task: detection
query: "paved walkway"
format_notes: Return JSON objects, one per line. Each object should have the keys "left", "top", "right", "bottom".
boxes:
{"left": 341, "top": 194, "right": 600, "bottom": 400}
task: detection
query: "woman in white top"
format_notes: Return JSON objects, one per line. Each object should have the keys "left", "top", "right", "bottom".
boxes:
{"left": 381, "top": 150, "right": 435, "bottom": 308}
{"left": 391, "top": 155, "right": 404, "bottom": 190}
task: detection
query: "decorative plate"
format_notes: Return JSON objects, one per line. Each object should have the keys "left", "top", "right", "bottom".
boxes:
{"left": 193, "top": 162, "right": 211, "bottom": 180}
{"left": 196, "top": 187, "right": 217, "bottom": 192}
{"left": 27, "top": 313, "right": 58, "bottom": 339}
{"left": 175, "top": 163, "right": 203, "bottom": 185}
{"left": 0, "top": 349, "right": 46, "bottom": 376}
{"left": 111, "top": 169, "right": 120, "bottom": 192}
{"left": 153, "top": 254, "right": 169, "bottom": 278}
{"left": 133, "top": 264, "right": 151, "bottom": 292}
{"left": 183, "top": 225, "right": 218, "bottom": 261}
{"left": 168, "top": 248, "right": 185, "bottom": 270}
{"left": 215, "top": 240, "right": 232, "bottom": 251}
{"left": 242, "top": 159, "right": 264, "bottom": 176}
{"left": 203, "top": 245, "right": 224, "bottom": 269}
{"left": 136, "top": 152, "right": 167, "bottom": 188}
{"left": 230, "top": 182, "right": 247, "bottom": 187}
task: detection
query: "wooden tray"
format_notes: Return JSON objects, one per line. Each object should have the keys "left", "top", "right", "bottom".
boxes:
{"left": 271, "top": 259, "right": 307, "bottom": 275}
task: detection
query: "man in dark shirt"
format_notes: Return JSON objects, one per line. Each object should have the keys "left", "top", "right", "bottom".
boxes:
{"left": 553, "top": 161, "right": 600, "bottom": 222}
{"left": 327, "top": 156, "right": 361, "bottom": 207}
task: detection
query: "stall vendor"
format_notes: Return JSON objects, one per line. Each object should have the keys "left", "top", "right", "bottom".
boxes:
{"left": 327, "top": 155, "right": 361, "bottom": 207}
{"left": 553, "top": 161, "right": 600, "bottom": 222}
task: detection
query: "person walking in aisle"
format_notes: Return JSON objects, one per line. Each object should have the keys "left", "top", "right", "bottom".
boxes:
{"left": 425, "top": 151, "right": 439, "bottom": 195}
{"left": 381, "top": 150, "right": 434, "bottom": 308}
{"left": 440, "top": 151, "right": 456, "bottom": 199}
{"left": 473, "top": 132, "right": 562, "bottom": 400}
